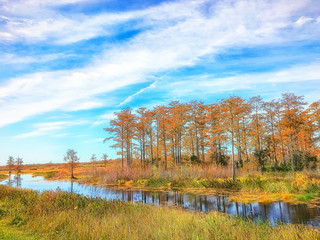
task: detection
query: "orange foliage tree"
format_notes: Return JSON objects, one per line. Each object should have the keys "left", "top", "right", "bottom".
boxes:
{"left": 104, "top": 94, "right": 319, "bottom": 177}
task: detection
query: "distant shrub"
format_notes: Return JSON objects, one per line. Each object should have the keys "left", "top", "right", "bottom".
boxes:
{"left": 32, "top": 171, "right": 58, "bottom": 179}
{"left": 206, "top": 178, "right": 240, "bottom": 189}
{"left": 190, "top": 155, "right": 200, "bottom": 164}
{"left": 264, "top": 164, "right": 292, "bottom": 172}
{"left": 145, "top": 178, "right": 170, "bottom": 187}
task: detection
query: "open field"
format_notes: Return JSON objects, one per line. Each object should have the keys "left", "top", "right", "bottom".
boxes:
{"left": 0, "top": 185, "right": 319, "bottom": 240}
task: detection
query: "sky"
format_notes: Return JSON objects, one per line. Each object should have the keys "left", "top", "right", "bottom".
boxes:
{"left": 0, "top": 0, "right": 320, "bottom": 165}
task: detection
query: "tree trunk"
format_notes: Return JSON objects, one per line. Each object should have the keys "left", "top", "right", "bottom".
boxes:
{"left": 271, "top": 122, "right": 278, "bottom": 167}
{"left": 140, "top": 142, "right": 143, "bottom": 167}
{"left": 172, "top": 137, "right": 175, "bottom": 165}
{"left": 179, "top": 129, "right": 182, "bottom": 165}
{"left": 150, "top": 131, "right": 153, "bottom": 165}
{"left": 191, "top": 136, "right": 195, "bottom": 156}
{"left": 164, "top": 133, "right": 167, "bottom": 170}
{"left": 201, "top": 140, "right": 205, "bottom": 162}
{"left": 196, "top": 127, "right": 200, "bottom": 161}
{"left": 232, "top": 130, "right": 236, "bottom": 181}
{"left": 71, "top": 165, "right": 74, "bottom": 179}
{"left": 121, "top": 143, "right": 124, "bottom": 169}
{"left": 156, "top": 122, "right": 159, "bottom": 167}
{"left": 142, "top": 131, "right": 146, "bottom": 167}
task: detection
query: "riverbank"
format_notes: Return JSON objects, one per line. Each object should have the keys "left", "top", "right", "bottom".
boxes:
{"left": 2, "top": 162, "right": 320, "bottom": 205}
{"left": 0, "top": 174, "right": 8, "bottom": 181}
{"left": 0, "top": 185, "right": 318, "bottom": 240}
{"left": 78, "top": 170, "right": 320, "bottom": 205}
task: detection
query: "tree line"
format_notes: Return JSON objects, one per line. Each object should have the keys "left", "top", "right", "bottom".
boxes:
{"left": 105, "top": 93, "right": 320, "bottom": 179}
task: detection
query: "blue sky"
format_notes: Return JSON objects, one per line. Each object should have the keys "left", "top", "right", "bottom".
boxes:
{"left": 0, "top": 0, "right": 320, "bottom": 165}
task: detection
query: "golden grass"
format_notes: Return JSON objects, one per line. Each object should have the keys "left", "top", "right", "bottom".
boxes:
{"left": 0, "top": 185, "right": 319, "bottom": 240}
{"left": 0, "top": 174, "right": 9, "bottom": 181}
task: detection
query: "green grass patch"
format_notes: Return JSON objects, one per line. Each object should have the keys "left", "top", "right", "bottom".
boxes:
{"left": 295, "top": 193, "right": 315, "bottom": 201}
{"left": 145, "top": 178, "right": 171, "bottom": 187}
{"left": 0, "top": 216, "right": 39, "bottom": 240}
{"left": 32, "top": 171, "right": 58, "bottom": 179}
{"left": 0, "top": 174, "right": 8, "bottom": 181}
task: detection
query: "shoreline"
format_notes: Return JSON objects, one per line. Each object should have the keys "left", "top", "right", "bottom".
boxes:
{"left": 2, "top": 172, "right": 320, "bottom": 206}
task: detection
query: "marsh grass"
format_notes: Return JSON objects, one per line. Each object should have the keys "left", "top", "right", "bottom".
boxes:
{"left": 0, "top": 174, "right": 8, "bottom": 181}
{"left": 32, "top": 171, "right": 59, "bottom": 179}
{"left": 295, "top": 193, "right": 315, "bottom": 201}
{"left": 0, "top": 186, "right": 319, "bottom": 240}
{"left": 84, "top": 164, "right": 234, "bottom": 184}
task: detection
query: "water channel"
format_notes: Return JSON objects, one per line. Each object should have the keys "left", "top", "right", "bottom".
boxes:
{"left": 1, "top": 174, "right": 320, "bottom": 227}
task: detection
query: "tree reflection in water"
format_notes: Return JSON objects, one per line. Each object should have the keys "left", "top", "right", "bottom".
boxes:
{"left": 14, "top": 174, "right": 21, "bottom": 188}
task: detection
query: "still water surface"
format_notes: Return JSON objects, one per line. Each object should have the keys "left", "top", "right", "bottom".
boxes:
{"left": 1, "top": 174, "right": 320, "bottom": 227}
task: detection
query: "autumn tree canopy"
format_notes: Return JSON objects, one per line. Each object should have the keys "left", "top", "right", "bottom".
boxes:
{"left": 105, "top": 94, "right": 319, "bottom": 176}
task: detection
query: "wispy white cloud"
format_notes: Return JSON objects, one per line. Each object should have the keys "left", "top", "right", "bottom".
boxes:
{"left": 148, "top": 62, "right": 320, "bottom": 101}
{"left": 1, "top": 0, "right": 319, "bottom": 45}
{"left": 0, "top": 52, "right": 74, "bottom": 65}
{"left": 93, "top": 112, "right": 116, "bottom": 126}
{"left": 120, "top": 80, "right": 158, "bottom": 106}
{"left": 15, "top": 120, "right": 88, "bottom": 138}
{"left": 294, "top": 16, "right": 313, "bottom": 27}
{"left": 1, "top": 0, "right": 320, "bottom": 128}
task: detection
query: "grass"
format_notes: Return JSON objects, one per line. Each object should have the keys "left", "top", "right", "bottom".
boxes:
{"left": 32, "top": 171, "right": 59, "bottom": 179}
{"left": 295, "top": 193, "right": 315, "bottom": 201}
{"left": 0, "top": 174, "right": 8, "bottom": 181}
{"left": 0, "top": 218, "right": 38, "bottom": 240}
{"left": 0, "top": 186, "right": 319, "bottom": 240}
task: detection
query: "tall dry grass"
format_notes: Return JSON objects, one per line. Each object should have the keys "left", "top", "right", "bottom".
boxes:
{"left": 0, "top": 185, "right": 318, "bottom": 240}
{"left": 82, "top": 163, "right": 238, "bottom": 184}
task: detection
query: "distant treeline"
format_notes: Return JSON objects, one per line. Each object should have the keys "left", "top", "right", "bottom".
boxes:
{"left": 105, "top": 93, "right": 319, "bottom": 177}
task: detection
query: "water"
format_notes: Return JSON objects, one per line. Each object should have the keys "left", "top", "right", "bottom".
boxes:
{"left": 1, "top": 174, "right": 320, "bottom": 227}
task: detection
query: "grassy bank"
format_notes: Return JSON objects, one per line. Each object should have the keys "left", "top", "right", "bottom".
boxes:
{"left": 32, "top": 171, "right": 59, "bottom": 179}
{"left": 3, "top": 161, "right": 320, "bottom": 204}
{"left": 0, "top": 174, "right": 8, "bottom": 181}
{"left": 77, "top": 164, "right": 320, "bottom": 204}
{"left": 0, "top": 186, "right": 319, "bottom": 240}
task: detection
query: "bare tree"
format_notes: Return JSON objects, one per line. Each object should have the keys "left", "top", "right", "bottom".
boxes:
{"left": 102, "top": 154, "right": 108, "bottom": 168}
{"left": 15, "top": 157, "right": 23, "bottom": 173}
{"left": 90, "top": 154, "right": 97, "bottom": 175}
{"left": 64, "top": 149, "right": 79, "bottom": 179}
{"left": 7, "top": 156, "right": 15, "bottom": 174}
